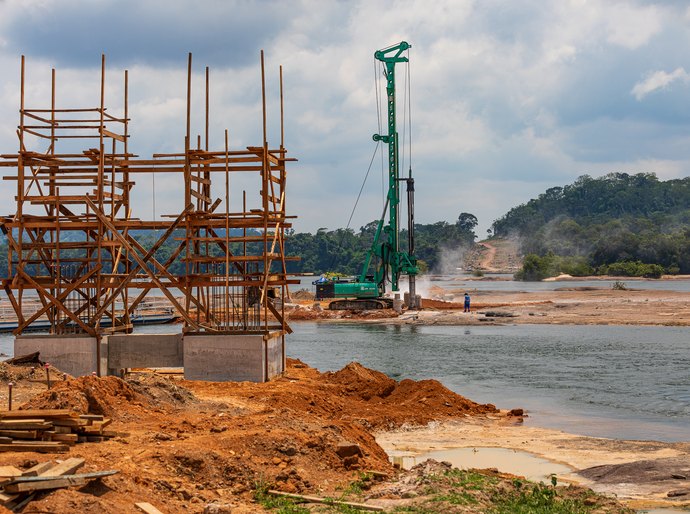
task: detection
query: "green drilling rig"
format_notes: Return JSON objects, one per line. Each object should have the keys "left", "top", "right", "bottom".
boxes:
{"left": 315, "top": 41, "right": 419, "bottom": 310}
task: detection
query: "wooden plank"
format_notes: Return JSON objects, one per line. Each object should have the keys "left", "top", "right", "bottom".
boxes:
{"left": 0, "top": 429, "right": 39, "bottom": 439}
{"left": 0, "top": 437, "right": 11, "bottom": 444}
{"left": 45, "top": 432, "right": 79, "bottom": 443}
{"left": 4, "top": 492, "right": 35, "bottom": 511}
{"left": 52, "top": 418, "right": 88, "bottom": 428}
{"left": 0, "top": 409, "right": 76, "bottom": 419}
{"left": 135, "top": 502, "right": 165, "bottom": 514}
{"left": 0, "top": 466, "right": 23, "bottom": 478}
{"left": 0, "top": 442, "right": 69, "bottom": 453}
{"left": 39, "top": 457, "right": 85, "bottom": 477}
{"left": 190, "top": 189, "right": 211, "bottom": 203}
{"left": 267, "top": 490, "right": 384, "bottom": 512}
{"left": 8, "top": 470, "right": 117, "bottom": 483}
{"left": 22, "top": 461, "right": 57, "bottom": 476}
{"left": 82, "top": 435, "right": 107, "bottom": 443}
{"left": 3, "top": 476, "right": 87, "bottom": 493}
{"left": 82, "top": 426, "right": 104, "bottom": 435}
{"left": 100, "top": 127, "right": 125, "bottom": 142}
{"left": 79, "top": 414, "right": 104, "bottom": 421}
{"left": 0, "top": 420, "right": 53, "bottom": 430}
{"left": 0, "top": 491, "right": 19, "bottom": 506}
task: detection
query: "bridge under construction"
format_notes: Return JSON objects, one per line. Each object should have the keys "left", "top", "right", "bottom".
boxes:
{"left": 0, "top": 51, "right": 296, "bottom": 381}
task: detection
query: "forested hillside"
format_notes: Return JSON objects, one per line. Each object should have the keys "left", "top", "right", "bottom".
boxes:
{"left": 491, "top": 173, "right": 690, "bottom": 278}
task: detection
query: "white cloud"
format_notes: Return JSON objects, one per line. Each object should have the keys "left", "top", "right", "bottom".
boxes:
{"left": 1, "top": 1, "right": 690, "bottom": 234}
{"left": 604, "top": 3, "right": 662, "bottom": 49}
{"left": 631, "top": 67, "right": 689, "bottom": 100}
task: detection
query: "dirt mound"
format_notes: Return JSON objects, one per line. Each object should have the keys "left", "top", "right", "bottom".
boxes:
{"left": 126, "top": 373, "right": 197, "bottom": 407}
{"left": 314, "top": 361, "right": 498, "bottom": 430}
{"left": 325, "top": 362, "right": 396, "bottom": 400}
{"left": 20, "top": 375, "right": 144, "bottom": 417}
{"left": 290, "top": 288, "right": 314, "bottom": 300}
{"left": 389, "top": 378, "right": 496, "bottom": 415}
{"left": 0, "top": 362, "right": 39, "bottom": 383}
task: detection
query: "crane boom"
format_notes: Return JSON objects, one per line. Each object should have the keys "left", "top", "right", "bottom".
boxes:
{"left": 315, "top": 41, "right": 419, "bottom": 310}
{"left": 370, "top": 41, "right": 418, "bottom": 305}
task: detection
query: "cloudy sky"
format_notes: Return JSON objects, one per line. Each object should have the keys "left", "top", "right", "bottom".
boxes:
{"left": 1, "top": 0, "right": 690, "bottom": 237}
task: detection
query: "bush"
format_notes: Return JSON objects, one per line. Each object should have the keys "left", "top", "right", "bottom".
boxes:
{"left": 515, "top": 254, "right": 554, "bottom": 281}
{"left": 599, "top": 261, "right": 664, "bottom": 278}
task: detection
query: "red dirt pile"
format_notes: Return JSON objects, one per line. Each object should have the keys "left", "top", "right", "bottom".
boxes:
{"left": 20, "top": 375, "right": 144, "bottom": 418}
{"left": 2, "top": 359, "right": 502, "bottom": 513}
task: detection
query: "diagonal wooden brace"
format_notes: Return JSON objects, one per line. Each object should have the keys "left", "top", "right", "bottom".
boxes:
{"left": 16, "top": 268, "right": 98, "bottom": 336}
{"left": 84, "top": 197, "right": 199, "bottom": 329}
{"left": 88, "top": 203, "right": 194, "bottom": 325}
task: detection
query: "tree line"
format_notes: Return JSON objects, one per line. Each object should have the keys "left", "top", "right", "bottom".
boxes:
{"left": 0, "top": 214, "right": 480, "bottom": 278}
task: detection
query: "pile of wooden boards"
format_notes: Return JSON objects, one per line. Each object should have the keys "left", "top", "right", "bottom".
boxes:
{"left": 0, "top": 409, "right": 119, "bottom": 452}
{"left": 0, "top": 458, "right": 118, "bottom": 510}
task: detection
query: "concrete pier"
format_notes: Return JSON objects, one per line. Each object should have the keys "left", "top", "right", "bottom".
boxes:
{"left": 184, "top": 332, "right": 284, "bottom": 382}
{"left": 14, "top": 331, "right": 285, "bottom": 382}
{"left": 15, "top": 334, "right": 104, "bottom": 377}
{"left": 106, "top": 333, "right": 183, "bottom": 376}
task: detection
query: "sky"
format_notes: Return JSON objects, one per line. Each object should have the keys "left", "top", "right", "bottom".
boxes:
{"left": 2, "top": 0, "right": 690, "bottom": 238}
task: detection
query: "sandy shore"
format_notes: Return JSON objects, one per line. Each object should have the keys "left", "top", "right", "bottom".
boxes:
{"left": 288, "top": 280, "right": 690, "bottom": 326}
{"left": 377, "top": 418, "right": 690, "bottom": 510}
{"left": 408, "top": 286, "right": 690, "bottom": 326}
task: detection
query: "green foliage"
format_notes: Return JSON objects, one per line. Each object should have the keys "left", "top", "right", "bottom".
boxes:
{"left": 253, "top": 478, "right": 310, "bottom": 514}
{"left": 343, "top": 472, "right": 375, "bottom": 495}
{"left": 493, "top": 173, "right": 690, "bottom": 274}
{"left": 515, "top": 253, "right": 595, "bottom": 281}
{"left": 491, "top": 482, "right": 591, "bottom": 514}
{"left": 0, "top": 214, "right": 477, "bottom": 279}
{"left": 612, "top": 281, "right": 627, "bottom": 290}
{"left": 598, "top": 261, "right": 664, "bottom": 278}
{"left": 515, "top": 254, "right": 554, "bottom": 281}
{"left": 285, "top": 214, "right": 477, "bottom": 275}
{"left": 444, "top": 468, "right": 495, "bottom": 489}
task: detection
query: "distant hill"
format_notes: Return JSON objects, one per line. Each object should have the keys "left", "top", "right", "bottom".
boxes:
{"left": 491, "top": 173, "right": 690, "bottom": 276}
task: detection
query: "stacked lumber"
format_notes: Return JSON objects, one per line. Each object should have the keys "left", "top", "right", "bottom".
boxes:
{"left": 0, "top": 458, "right": 118, "bottom": 510}
{"left": 0, "top": 409, "right": 119, "bottom": 452}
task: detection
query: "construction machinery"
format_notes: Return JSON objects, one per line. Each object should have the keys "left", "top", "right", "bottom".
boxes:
{"left": 315, "top": 41, "right": 419, "bottom": 310}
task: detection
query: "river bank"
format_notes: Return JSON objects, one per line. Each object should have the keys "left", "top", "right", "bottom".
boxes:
{"left": 287, "top": 279, "right": 690, "bottom": 326}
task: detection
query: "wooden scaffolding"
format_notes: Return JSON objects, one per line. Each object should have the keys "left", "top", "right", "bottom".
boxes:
{"left": 0, "top": 52, "right": 296, "bottom": 341}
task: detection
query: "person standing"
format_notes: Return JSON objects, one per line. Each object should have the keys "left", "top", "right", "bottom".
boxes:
{"left": 464, "top": 292, "right": 471, "bottom": 313}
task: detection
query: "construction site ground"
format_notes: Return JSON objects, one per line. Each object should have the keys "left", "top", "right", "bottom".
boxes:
{"left": 0, "top": 355, "right": 688, "bottom": 513}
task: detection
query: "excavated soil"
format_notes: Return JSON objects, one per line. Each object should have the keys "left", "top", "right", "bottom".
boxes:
{"left": 0, "top": 359, "right": 501, "bottom": 513}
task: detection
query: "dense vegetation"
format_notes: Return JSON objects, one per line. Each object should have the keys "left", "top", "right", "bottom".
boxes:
{"left": 285, "top": 212, "right": 478, "bottom": 275}
{"left": 492, "top": 173, "right": 690, "bottom": 279}
{"left": 0, "top": 213, "right": 479, "bottom": 278}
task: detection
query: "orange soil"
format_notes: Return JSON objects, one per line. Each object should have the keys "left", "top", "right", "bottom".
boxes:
{"left": 0, "top": 359, "right": 499, "bottom": 513}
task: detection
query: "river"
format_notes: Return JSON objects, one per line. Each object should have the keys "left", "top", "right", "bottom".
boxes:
{"left": 287, "top": 322, "right": 690, "bottom": 443}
